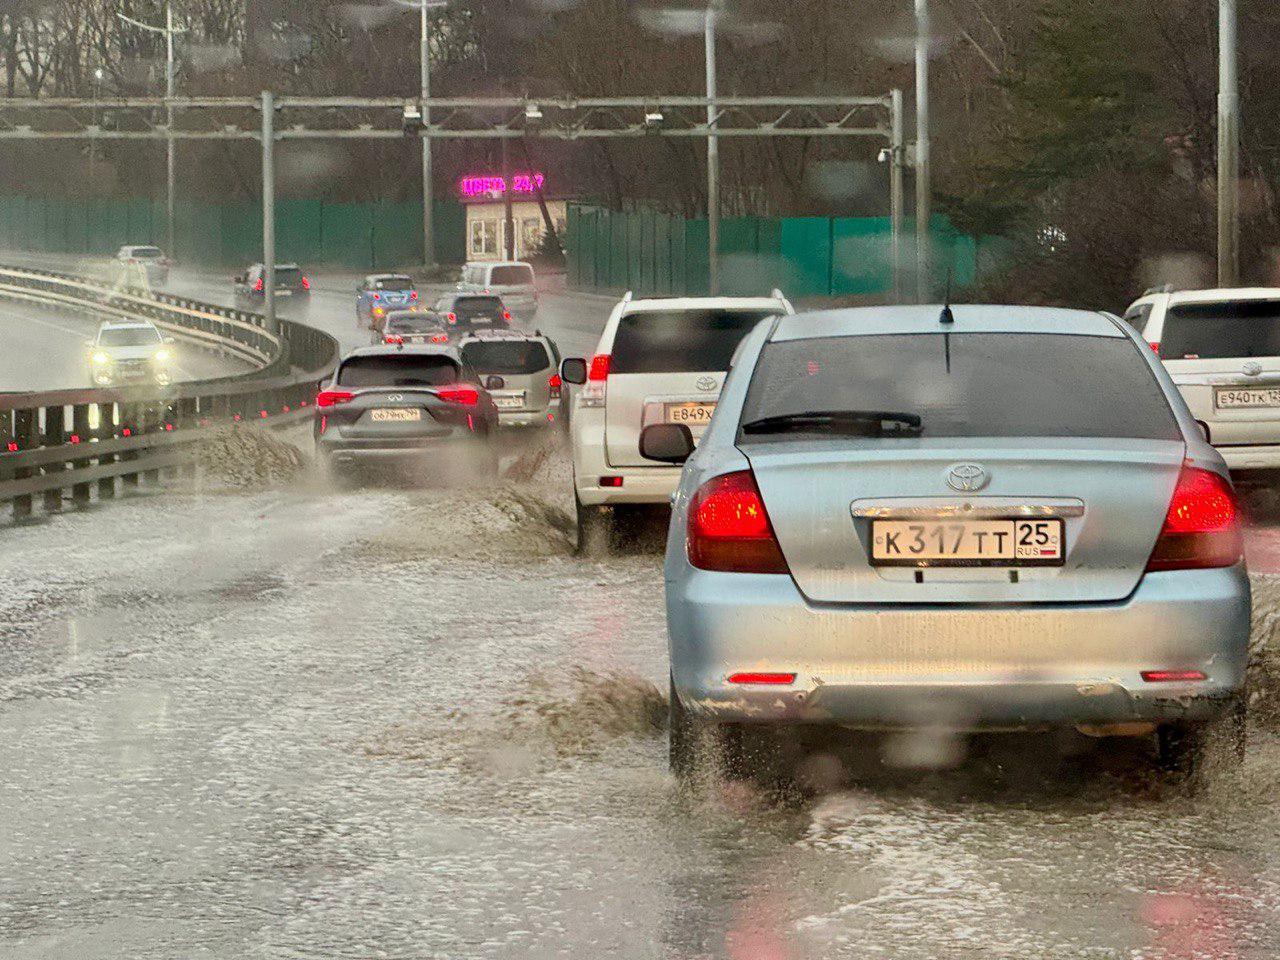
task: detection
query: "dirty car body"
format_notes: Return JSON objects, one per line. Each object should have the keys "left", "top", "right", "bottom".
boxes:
{"left": 664, "top": 306, "right": 1250, "bottom": 742}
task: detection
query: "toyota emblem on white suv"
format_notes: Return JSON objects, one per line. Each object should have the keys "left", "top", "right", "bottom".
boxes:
{"left": 695, "top": 376, "right": 718, "bottom": 392}
{"left": 946, "top": 463, "right": 988, "bottom": 492}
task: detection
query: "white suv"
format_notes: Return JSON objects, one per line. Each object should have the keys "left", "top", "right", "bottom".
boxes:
{"left": 560, "top": 291, "right": 794, "bottom": 551}
{"left": 1123, "top": 286, "right": 1280, "bottom": 469}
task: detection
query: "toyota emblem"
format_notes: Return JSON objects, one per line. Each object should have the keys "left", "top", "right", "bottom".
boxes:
{"left": 946, "top": 463, "right": 988, "bottom": 492}
{"left": 1243, "top": 361, "right": 1263, "bottom": 377}
{"left": 696, "top": 376, "right": 718, "bottom": 392}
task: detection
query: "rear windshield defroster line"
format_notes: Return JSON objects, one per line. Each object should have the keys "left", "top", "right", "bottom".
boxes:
{"left": 739, "top": 332, "right": 1181, "bottom": 441}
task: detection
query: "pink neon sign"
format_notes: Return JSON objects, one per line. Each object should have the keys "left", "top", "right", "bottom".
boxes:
{"left": 459, "top": 173, "right": 546, "bottom": 197}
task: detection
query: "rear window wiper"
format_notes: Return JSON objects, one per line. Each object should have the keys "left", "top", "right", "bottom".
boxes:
{"left": 740, "top": 409, "right": 923, "bottom": 436}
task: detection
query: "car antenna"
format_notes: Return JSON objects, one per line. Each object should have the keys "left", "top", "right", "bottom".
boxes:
{"left": 939, "top": 267, "right": 955, "bottom": 325}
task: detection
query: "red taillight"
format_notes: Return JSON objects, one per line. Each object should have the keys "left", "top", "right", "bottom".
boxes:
{"left": 316, "top": 389, "right": 354, "bottom": 408}
{"left": 687, "top": 470, "right": 789, "bottom": 574}
{"left": 1141, "top": 669, "right": 1207, "bottom": 683}
{"left": 588, "top": 354, "right": 611, "bottom": 381}
{"left": 599, "top": 476, "right": 623, "bottom": 487}
{"left": 300, "top": 276, "right": 311, "bottom": 290}
{"left": 446, "top": 312, "right": 457, "bottom": 324}
{"left": 430, "top": 332, "right": 449, "bottom": 344}
{"left": 410, "top": 290, "right": 418, "bottom": 300}
{"left": 436, "top": 385, "right": 479, "bottom": 406}
{"left": 384, "top": 334, "right": 404, "bottom": 345}
{"left": 253, "top": 277, "right": 263, "bottom": 292}
{"left": 548, "top": 373, "right": 562, "bottom": 399}
{"left": 1148, "top": 341, "right": 1161, "bottom": 355}
{"left": 1145, "top": 462, "right": 1242, "bottom": 571}
{"left": 728, "top": 672, "right": 797, "bottom": 685}
{"left": 503, "top": 310, "right": 512, "bottom": 321}
{"left": 372, "top": 292, "right": 380, "bottom": 301}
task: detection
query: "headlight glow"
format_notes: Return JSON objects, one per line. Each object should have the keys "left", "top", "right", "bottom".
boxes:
{"left": 154, "top": 349, "right": 171, "bottom": 362}
{"left": 91, "top": 351, "right": 110, "bottom": 364}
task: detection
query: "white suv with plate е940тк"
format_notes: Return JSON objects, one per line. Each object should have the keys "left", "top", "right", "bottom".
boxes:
{"left": 559, "top": 291, "right": 794, "bottom": 552}
{"left": 1123, "top": 286, "right": 1280, "bottom": 470}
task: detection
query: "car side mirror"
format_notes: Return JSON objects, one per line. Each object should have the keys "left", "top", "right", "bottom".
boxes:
{"left": 560, "top": 358, "right": 587, "bottom": 385}
{"left": 484, "top": 375, "right": 506, "bottom": 391}
{"left": 640, "top": 423, "right": 695, "bottom": 464}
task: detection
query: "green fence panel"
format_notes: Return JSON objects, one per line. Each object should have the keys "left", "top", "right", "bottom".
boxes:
{"left": 682, "top": 219, "right": 709, "bottom": 296}
{"left": 433, "top": 200, "right": 465, "bottom": 265}
{"left": 320, "top": 203, "right": 371, "bottom": 268}
{"left": 778, "top": 217, "right": 831, "bottom": 297}
{"left": 720, "top": 216, "right": 764, "bottom": 296}
{"left": 277, "top": 200, "right": 323, "bottom": 266}
{"left": 606, "top": 211, "right": 627, "bottom": 289}
{"left": 219, "top": 203, "right": 261, "bottom": 267}
{"left": 627, "top": 210, "right": 645, "bottom": 294}
{"left": 372, "top": 199, "right": 419, "bottom": 268}
{"left": 653, "top": 214, "right": 672, "bottom": 295}
{"left": 831, "top": 216, "right": 892, "bottom": 297}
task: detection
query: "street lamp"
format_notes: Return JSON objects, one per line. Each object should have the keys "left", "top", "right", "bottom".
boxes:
{"left": 118, "top": 5, "right": 186, "bottom": 257}
{"left": 393, "top": 0, "right": 449, "bottom": 270}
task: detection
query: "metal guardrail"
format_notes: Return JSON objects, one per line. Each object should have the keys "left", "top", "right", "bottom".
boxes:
{"left": 0, "top": 265, "right": 339, "bottom": 521}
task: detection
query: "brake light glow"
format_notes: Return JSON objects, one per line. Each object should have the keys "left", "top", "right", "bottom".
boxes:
{"left": 372, "top": 292, "right": 380, "bottom": 300}
{"left": 548, "top": 373, "right": 562, "bottom": 399}
{"left": 436, "top": 386, "right": 479, "bottom": 406}
{"left": 503, "top": 310, "right": 512, "bottom": 321}
{"left": 316, "top": 390, "right": 355, "bottom": 408}
{"left": 446, "top": 312, "right": 458, "bottom": 324}
{"left": 410, "top": 290, "right": 418, "bottom": 300}
{"left": 728, "top": 672, "right": 797, "bottom": 685}
{"left": 430, "top": 332, "right": 449, "bottom": 344}
{"left": 588, "top": 354, "right": 611, "bottom": 381}
{"left": 1148, "top": 341, "right": 1160, "bottom": 354}
{"left": 1145, "top": 462, "right": 1242, "bottom": 571}
{"left": 600, "top": 476, "right": 623, "bottom": 487}
{"left": 253, "top": 277, "right": 263, "bottom": 292}
{"left": 300, "top": 276, "right": 311, "bottom": 290}
{"left": 687, "top": 470, "right": 789, "bottom": 574}
{"left": 1141, "top": 669, "right": 1207, "bottom": 683}
{"left": 384, "top": 334, "right": 404, "bottom": 345}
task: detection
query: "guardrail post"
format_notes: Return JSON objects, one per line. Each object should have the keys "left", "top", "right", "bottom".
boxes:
{"left": 71, "top": 404, "right": 91, "bottom": 506}
{"left": 179, "top": 397, "right": 198, "bottom": 479}
{"left": 97, "top": 402, "right": 117, "bottom": 500}
{"left": 12, "top": 409, "right": 36, "bottom": 520}
{"left": 121, "top": 403, "right": 140, "bottom": 490}
{"left": 142, "top": 402, "right": 161, "bottom": 485}
{"left": 41, "top": 405, "right": 64, "bottom": 512}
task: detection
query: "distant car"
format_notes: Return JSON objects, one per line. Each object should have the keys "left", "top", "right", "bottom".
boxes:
{"left": 657, "top": 304, "right": 1249, "bottom": 784}
{"left": 356, "top": 273, "right": 420, "bottom": 329}
{"left": 559, "top": 290, "right": 795, "bottom": 551}
{"left": 432, "top": 293, "right": 514, "bottom": 333}
{"left": 1124, "top": 287, "right": 1280, "bottom": 470}
{"left": 233, "top": 262, "right": 312, "bottom": 313}
{"left": 113, "top": 245, "right": 170, "bottom": 288}
{"left": 457, "top": 329, "right": 566, "bottom": 428}
{"left": 379, "top": 309, "right": 450, "bottom": 346}
{"left": 458, "top": 260, "right": 537, "bottom": 321}
{"left": 86, "top": 319, "right": 175, "bottom": 387}
{"left": 314, "top": 344, "right": 501, "bottom": 477}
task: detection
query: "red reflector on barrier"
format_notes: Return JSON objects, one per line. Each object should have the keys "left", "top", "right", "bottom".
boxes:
{"left": 260, "top": 410, "right": 268, "bottom": 418}
{"left": 233, "top": 414, "right": 242, "bottom": 421}
{"left": 6, "top": 441, "right": 17, "bottom": 452}
{"left": 1140, "top": 670, "right": 1207, "bottom": 683}
{"left": 122, "top": 428, "right": 132, "bottom": 436}
{"left": 728, "top": 672, "right": 796, "bottom": 685}
{"left": 282, "top": 405, "right": 291, "bottom": 412}
{"left": 69, "top": 435, "right": 80, "bottom": 443}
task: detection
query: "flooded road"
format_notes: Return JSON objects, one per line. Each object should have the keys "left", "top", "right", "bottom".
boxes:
{"left": 3, "top": 438, "right": 1280, "bottom": 958}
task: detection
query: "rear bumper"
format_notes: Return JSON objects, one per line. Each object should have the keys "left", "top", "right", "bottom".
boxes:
{"left": 571, "top": 406, "right": 682, "bottom": 504}
{"left": 667, "top": 564, "right": 1251, "bottom": 730}
{"left": 1217, "top": 444, "right": 1280, "bottom": 470}
{"left": 497, "top": 408, "right": 553, "bottom": 427}
{"left": 316, "top": 431, "right": 483, "bottom": 463}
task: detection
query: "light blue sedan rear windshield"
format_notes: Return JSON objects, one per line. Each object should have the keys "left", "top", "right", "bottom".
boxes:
{"left": 740, "top": 333, "right": 1181, "bottom": 441}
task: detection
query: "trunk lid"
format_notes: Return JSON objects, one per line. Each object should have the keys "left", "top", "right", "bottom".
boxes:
{"left": 606, "top": 371, "right": 723, "bottom": 466}
{"left": 1166, "top": 356, "right": 1280, "bottom": 444}
{"left": 743, "top": 437, "right": 1186, "bottom": 605}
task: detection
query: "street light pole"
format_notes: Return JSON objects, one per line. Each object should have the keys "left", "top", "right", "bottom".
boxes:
{"left": 914, "top": 0, "right": 932, "bottom": 302}
{"left": 420, "top": 0, "right": 434, "bottom": 269}
{"left": 705, "top": 3, "right": 720, "bottom": 296}
{"left": 890, "top": 88, "right": 905, "bottom": 304}
{"left": 262, "top": 90, "right": 276, "bottom": 331}
{"left": 165, "top": 1, "right": 176, "bottom": 258}
{"left": 1218, "top": 0, "right": 1240, "bottom": 287}
{"left": 118, "top": 6, "right": 184, "bottom": 257}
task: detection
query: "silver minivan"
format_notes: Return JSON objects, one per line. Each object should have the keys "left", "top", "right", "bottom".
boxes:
{"left": 651, "top": 304, "right": 1250, "bottom": 783}
{"left": 458, "top": 261, "right": 538, "bottom": 321}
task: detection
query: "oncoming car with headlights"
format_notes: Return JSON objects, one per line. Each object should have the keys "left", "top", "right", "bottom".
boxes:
{"left": 653, "top": 305, "right": 1251, "bottom": 783}
{"left": 85, "top": 319, "right": 175, "bottom": 387}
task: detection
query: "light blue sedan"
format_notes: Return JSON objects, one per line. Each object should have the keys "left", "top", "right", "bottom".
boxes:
{"left": 355, "top": 273, "right": 420, "bottom": 329}
{"left": 643, "top": 305, "right": 1250, "bottom": 785}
